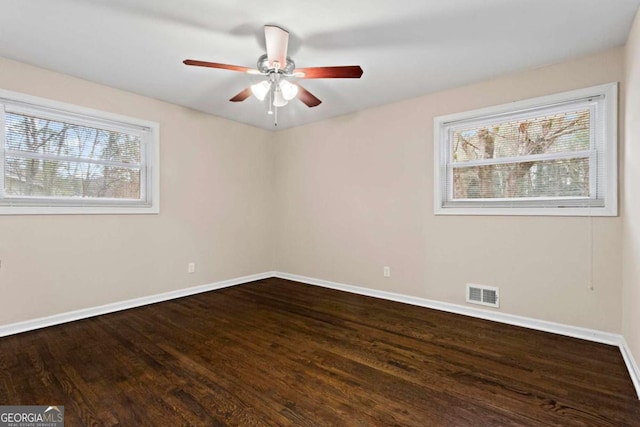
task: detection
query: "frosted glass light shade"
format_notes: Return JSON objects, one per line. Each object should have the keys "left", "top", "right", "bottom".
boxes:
{"left": 279, "top": 80, "right": 299, "bottom": 101}
{"left": 273, "top": 89, "right": 288, "bottom": 107}
{"left": 250, "top": 81, "right": 270, "bottom": 101}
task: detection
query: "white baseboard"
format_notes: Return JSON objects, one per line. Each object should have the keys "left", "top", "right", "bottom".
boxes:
{"left": 273, "top": 272, "right": 619, "bottom": 344}
{"left": 0, "top": 271, "right": 274, "bottom": 338}
{"left": 620, "top": 337, "right": 640, "bottom": 399}
{"left": 273, "top": 271, "right": 640, "bottom": 399}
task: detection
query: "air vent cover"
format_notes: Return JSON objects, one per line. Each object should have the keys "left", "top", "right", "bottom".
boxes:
{"left": 466, "top": 284, "right": 499, "bottom": 308}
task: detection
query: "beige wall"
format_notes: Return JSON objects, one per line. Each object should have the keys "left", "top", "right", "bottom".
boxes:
{"left": 0, "top": 47, "right": 629, "bottom": 336}
{"left": 0, "top": 57, "right": 275, "bottom": 325}
{"left": 623, "top": 10, "right": 640, "bottom": 369}
{"left": 274, "top": 48, "right": 624, "bottom": 332}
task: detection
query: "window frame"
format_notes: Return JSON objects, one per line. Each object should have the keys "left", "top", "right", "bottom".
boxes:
{"left": 0, "top": 88, "right": 160, "bottom": 215}
{"left": 433, "top": 83, "right": 618, "bottom": 216}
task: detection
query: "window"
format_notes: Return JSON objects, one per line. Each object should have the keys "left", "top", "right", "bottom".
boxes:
{"left": 0, "top": 89, "right": 159, "bottom": 214}
{"left": 434, "top": 83, "right": 617, "bottom": 216}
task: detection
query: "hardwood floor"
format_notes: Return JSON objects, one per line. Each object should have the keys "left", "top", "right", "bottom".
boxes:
{"left": 1, "top": 278, "right": 639, "bottom": 426}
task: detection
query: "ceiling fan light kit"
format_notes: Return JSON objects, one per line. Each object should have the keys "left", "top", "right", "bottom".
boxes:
{"left": 183, "top": 25, "right": 363, "bottom": 126}
{"left": 250, "top": 69, "right": 298, "bottom": 104}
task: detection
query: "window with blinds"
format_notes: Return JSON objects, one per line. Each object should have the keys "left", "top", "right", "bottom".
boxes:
{"left": 0, "top": 89, "right": 159, "bottom": 214}
{"left": 433, "top": 83, "right": 618, "bottom": 216}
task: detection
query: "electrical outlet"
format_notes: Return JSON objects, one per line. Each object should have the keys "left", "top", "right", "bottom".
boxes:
{"left": 383, "top": 266, "right": 391, "bottom": 277}
{"left": 188, "top": 262, "right": 196, "bottom": 273}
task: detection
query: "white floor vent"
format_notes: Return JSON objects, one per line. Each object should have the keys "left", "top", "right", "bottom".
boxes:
{"left": 466, "top": 284, "right": 500, "bottom": 308}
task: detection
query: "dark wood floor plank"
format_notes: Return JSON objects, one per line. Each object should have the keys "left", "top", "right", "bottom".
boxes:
{"left": 246, "top": 280, "right": 638, "bottom": 398}
{"left": 218, "top": 290, "right": 596, "bottom": 425}
{"left": 0, "top": 278, "right": 639, "bottom": 426}
{"left": 228, "top": 283, "right": 635, "bottom": 424}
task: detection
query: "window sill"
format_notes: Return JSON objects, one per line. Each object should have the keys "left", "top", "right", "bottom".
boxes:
{"left": 434, "top": 205, "right": 617, "bottom": 217}
{"left": 0, "top": 205, "right": 159, "bottom": 215}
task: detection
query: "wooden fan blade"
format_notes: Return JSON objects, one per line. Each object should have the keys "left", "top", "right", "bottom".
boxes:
{"left": 294, "top": 66, "right": 363, "bottom": 79}
{"left": 264, "top": 25, "right": 289, "bottom": 69}
{"left": 296, "top": 84, "right": 322, "bottom": 108}
{"left": 229, "top": 87, "right": 252, "bottom": 102}
{"left": 183, "top": 59, "right": 253, "bottom": 73}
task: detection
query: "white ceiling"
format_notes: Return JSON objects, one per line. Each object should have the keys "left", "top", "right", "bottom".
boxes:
{"left": 0, "top": 0, "right": 638, "bottom": 131}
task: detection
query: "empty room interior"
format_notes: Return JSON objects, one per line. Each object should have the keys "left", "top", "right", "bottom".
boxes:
{"left": 2, "top": 0, "right": 640, "bottom": 425}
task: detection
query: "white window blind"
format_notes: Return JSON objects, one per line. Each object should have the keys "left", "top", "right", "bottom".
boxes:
{"left": 434, "top": 83, "right": 617, "bottom": 216}
{"left": 0, "top": 89, "right": 159, "bottom": 214}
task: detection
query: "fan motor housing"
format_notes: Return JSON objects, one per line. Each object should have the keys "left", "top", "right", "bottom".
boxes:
{"left": 256, "top": 53, "right": 295, "bottom": 74}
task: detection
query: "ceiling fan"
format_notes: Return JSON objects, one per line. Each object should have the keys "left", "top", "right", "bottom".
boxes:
{"left": 183, "top": 25, "right": 363, "bottom": 125}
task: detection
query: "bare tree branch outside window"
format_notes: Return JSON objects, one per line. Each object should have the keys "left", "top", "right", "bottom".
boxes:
{"left": 451, "top": 109, "right": 590, "bottom": 200}
{"left": 4, "top": 112, "right": 142, "bottom": 200}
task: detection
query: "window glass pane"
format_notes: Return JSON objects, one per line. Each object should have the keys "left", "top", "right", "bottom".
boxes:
{"left": 452, "top": 109, "right": 590, "bottom": 163}
{"left": 5, "top": 156, "right": 141, "bottom": 199}
{"left": 452, "top": 157, "right": 589, "bottom": 199}
{"left": 5, "top": 112, "right": 141, "bottom": 164}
